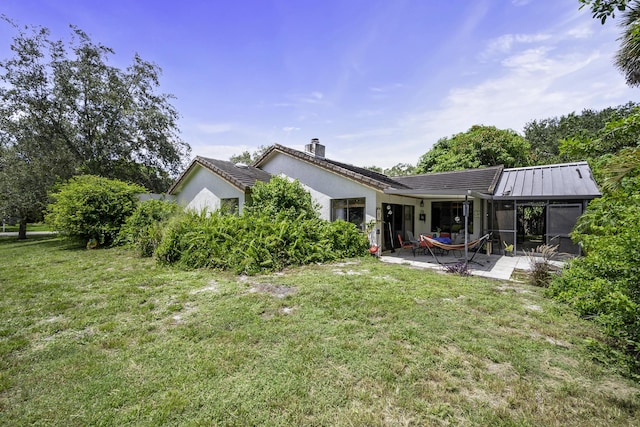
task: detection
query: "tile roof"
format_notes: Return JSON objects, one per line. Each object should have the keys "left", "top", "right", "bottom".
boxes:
{"left": 168, "top": 156, "right": 272, "bottom": 194}
{"left": 254, "top": 144, "right": 410, "bottom": 191}
{"left": 493, "top": 162, "right": 601, "bottom": 200}
{"left": 390, "top": 165, "right": 504, "bottom": 195}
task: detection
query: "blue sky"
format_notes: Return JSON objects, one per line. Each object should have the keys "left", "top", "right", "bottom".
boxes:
{"left": 1, "top": 0, "right": 638, "bottom": 168}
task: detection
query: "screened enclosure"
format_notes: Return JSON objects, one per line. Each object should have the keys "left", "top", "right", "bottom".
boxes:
{"left": 488, "top": 200, "right": 587, "bottom": 256}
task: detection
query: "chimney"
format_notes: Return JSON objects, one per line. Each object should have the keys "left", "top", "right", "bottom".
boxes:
{"left": 305, "top": 138, "right": 325, "bottom": 158}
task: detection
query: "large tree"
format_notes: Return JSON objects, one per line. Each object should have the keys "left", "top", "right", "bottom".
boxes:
{"left": 229, "top": 145, "right": 270, "bottom": 165}
{"left": 579, "top": 0, "right": 640, "bottom": 85}
{"left": 0, "top": 20, "right": 190, "bottom": 238}
{"left": 523, "top": 102, "right": 638, "bottom": 164}
{"left": 576, "top": 0, "right": 640, "bottom": 188}
{"left": 416, "top": 125, "right": 531, "bottom": 173}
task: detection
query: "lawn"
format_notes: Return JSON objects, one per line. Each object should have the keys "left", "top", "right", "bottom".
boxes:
{"left": 1, "top": 236, "right": 639, "bottom": 426}
{"left": 0, "top": 223, "right": 52, "bottom": 233}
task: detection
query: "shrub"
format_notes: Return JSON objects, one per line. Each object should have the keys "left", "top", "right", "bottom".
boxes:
{"left": 525, "top": 244, "right": 558, "bottom": 288}
{"left": 443, "top": 261, "right": 470, "bottom": 276}
{"left": 154, "top": 211, "right": 369, "bottom": 275}
{"left": 244, "top": 176, "right": 320, "bottom": 221}
{"left": 46, "top": 175, "right": 146, "bottom": 246}
{"left": 548, "top": 176, "right": 640, "bottom": 358}
{"left": 117, "top": 199, "right": 182, "bottom": 256}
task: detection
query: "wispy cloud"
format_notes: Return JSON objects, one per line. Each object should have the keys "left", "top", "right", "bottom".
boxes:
{"left": 387, "top": 20, "right": 636, "bottom": 167}
{"left": 298, "top": 91, "right": 324, "bottom": 104}
{"left": 482, "top": 33, "right": 552, "bottom": 58}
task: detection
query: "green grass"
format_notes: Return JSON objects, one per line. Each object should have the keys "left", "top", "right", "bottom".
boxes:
{"left": 1, "top": 236, "right": 639, "bottom": 426}
{"left": 1, "top": 223, "right": 52, "bottom": 233}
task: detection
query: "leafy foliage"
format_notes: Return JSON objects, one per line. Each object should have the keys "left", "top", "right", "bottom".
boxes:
{"left": 46, "top": 175, "right": 145, "bottom": 246}
{"left": 548, "top": 176, "right": 640, "bottom": 358}
{"left": 579, "top": 0, "right": 630, "bottom": 24}
{"left": 244, "top": 175, "right": 320, "bottom": 221}
{"left": 416, "top": 125, "right": 531, "bottom": 173}
{"left": 612, "top": 1, "right": 640, "bottom": 86}
{"left": 229, "top": 145, "right": 271, "bottom": 165}
{"left": 154, "top": 211, "right": 369, "bottom": 275}
{"left": 0, "top": 19, "right": 189, "bottom": 237}
{"left": 153, "top": 176, "right": 368, "bottom": 274}
{"left": 579, "top": 0, "right": 640, "bottom": 86}
{"left": 523, "top": 102, "right": 638, "bottom": 164}
{"left": 0, "top": 146, "right": 54, "bottom": 238}
{"left": 364, "top": 163, "right": 416, "bottom": 176}
{"left": 385, "top": 162, "right": 416, "bottom": 176}
{"left": 117, "top": 199, "right": 182, "bottom": 256}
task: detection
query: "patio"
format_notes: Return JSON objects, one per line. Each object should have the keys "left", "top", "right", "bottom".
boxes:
{"left": 379, "top": 248, "right": 535, "bottom": 281}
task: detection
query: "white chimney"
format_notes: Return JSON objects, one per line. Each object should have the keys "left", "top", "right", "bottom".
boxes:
{"left": 305, "top": 138, "right": 325, "bottom": 158}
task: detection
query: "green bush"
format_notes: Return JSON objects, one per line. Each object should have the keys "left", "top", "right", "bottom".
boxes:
{"left": 548, "top": 177, "right": 640, "bottom": 356}
{"left": 525, "top": 244, "right": 559, "bottom": 288}
{"left": 244, "top": 176, "right": 320, "bottom": 221}
{"left": 153, "top": 176, "right": 369, "bottom": 274}
{"left": 117, "top": 199, "right": 182, "bottom": 256}
{"left": 155, "top": 212, "right": 369, "bottom": 275}
{"left": 46, "top": 175, "right": 146, "bottom": 246}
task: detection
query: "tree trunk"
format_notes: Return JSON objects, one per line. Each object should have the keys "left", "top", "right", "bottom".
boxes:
{"left": 18, "top": 219, "right": 27, "bottom": 240}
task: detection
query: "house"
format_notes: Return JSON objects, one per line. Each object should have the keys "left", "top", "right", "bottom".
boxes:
{"left": 168, "top": 156, "right": 271, "bottom": 213}
{"left": 168, "top": 139, "right": 601, "bottom": 255}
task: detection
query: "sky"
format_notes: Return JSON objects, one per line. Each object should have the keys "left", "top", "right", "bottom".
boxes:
{"left": 1, "top": 0, "right": 638, "bottom": 169}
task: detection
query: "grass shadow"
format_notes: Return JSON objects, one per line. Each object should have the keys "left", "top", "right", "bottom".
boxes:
{"left": 0, "top": 236, "right": 83, "bottom": 251}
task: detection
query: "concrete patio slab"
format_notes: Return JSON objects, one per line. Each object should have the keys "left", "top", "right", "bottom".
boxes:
{"left": 379, "top": 249, "right": 534, "bottom": 281}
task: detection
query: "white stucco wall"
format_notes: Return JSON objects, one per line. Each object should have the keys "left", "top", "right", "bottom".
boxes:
{"left": 260, "top": 153, "right": 380, "bottom": 223}
{"left": 173, "top": 165, "right": 245, "bottom": 213}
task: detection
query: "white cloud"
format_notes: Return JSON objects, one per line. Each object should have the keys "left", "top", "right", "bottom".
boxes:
{"left": 282, "top": 126, "right": 300, "bottom": 132}
{"left": 567, "top": 23, "right": 594, "bottom": 39}
{"left": 482, "top": 33, "right": 552, "bottom": 58}
{"left": 501, "top": 47, "right": 557, "bottom": 72}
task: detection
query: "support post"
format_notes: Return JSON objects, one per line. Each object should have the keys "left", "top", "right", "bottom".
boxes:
{"left": 463, "top": 193, "right": 470, "bottom": 266}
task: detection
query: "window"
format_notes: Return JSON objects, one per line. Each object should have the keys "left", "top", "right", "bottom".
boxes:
{"left": 431, "top": 201, "right": 473, "bottom": 233}
{"left": 220, "top": 198, "right": 239, "bottom": 214}
{"left": 331, "top": 198, "right": 365, "bottom": 229}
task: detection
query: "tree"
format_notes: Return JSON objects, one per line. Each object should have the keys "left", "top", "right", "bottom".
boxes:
{"left": 523, "top": 102, "right": 638, "bottom": 164}
{"left": 416, "top": 125, "right": 531, "bottom": 173}
{"left": 46, "top": 175, "right": 145, "bottom": 246}
{"left": 385, "top": 163, "right": 416, "bottom": 176}
{"left": 0, "top": 147, "right": 54, "bottom": 239}
{"left": 229, "top": 145, "right": 270, "bottom": 164}
{"left": 579, "top": 0, "right": 640, "bottom": 86}
{"left": 364, "top": 165, "right": 384, "bottom": 174}
{"left": 0, "top": 19, "right": 190, "bottom": 237}
{"left": 615, "top": 3, "right": 640, "bottom": 85}
{"left": 579, "top": 0, "right": 630, "bottom": 24}
{"left": 572, "top": 1, "right": 640, "bottom": 186}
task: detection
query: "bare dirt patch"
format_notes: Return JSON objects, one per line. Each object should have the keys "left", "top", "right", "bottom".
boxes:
{"left": 247, "top": 282, "right": 297, "bottom": 299}
{"left": 190, "top": 280, "right": 221, "bottom": 294}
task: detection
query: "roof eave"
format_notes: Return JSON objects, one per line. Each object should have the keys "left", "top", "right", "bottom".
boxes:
{"left": 492, "top": 193, "right": 601, "bottom": 201}
{"left": 168, "top": 157, "right": 250, "bottom": 195}
{"left": 256, "top": 144, "right": 398, "bottom": 192}
{"left": 384, "top": 188, "right": 491, "bottom": 197}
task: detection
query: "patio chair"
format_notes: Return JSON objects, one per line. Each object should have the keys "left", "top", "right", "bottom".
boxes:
{"left": 406, "top": 231, "right": 421, "bottom": 247}
{"left": 397, "top": 233, "right": 419, "bottom": 256}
